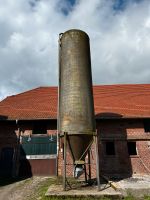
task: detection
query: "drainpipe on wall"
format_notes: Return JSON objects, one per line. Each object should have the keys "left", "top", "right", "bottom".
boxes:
{"left": 56, "top": 33, "right": 63, "bottom": 176}
{"left": 56, "top": 128, "right": 59, "bottom": 176}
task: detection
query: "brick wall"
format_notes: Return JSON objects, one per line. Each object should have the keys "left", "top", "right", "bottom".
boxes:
{"left": 58, "top": 118, "right": 150, "bottom": 178}
{"left": 0, "top": 120, "right": 57, "bottom": 177}
{"left": 0, "top": 121, "right": 18, "bottom": 153}
{"left": 97, "top": 119, "right": 150, "bottom": 177}
{"left": 0, "top": 118, "right": 150, "bottom": 178}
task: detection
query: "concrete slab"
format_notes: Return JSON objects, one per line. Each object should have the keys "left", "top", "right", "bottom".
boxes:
{"left": 115, "top": 175, "right": 150, "bottom": 198}
{"left": 45, "top": 183, "right": 123, "bottom": 198}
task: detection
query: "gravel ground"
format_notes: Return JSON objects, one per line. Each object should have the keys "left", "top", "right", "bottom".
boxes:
{"left": 0, "top": 176, "right": 48, "bottom": 200}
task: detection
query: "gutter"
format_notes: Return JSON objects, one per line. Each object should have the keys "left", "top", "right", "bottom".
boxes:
{"left": 1, "top": 116, "right": 150, "bottom": 121}
{"left": 0, "top": 118, "right": 56, "bottom": 121}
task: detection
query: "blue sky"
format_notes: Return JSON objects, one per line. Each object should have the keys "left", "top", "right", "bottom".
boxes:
{"left": 62, "top": 0, "right": 143, "bottom": 13}
{"left": 113, "top": 0, "right": 142, "bottom": 10}
{"left": 0, "top": 0, "right": 150, "bottom": 100}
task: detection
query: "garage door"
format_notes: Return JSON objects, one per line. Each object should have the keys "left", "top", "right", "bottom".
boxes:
{"left": 19, "top": 135, "right": 57, "bottom": 176}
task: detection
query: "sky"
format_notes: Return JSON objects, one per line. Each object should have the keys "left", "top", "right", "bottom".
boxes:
{"left": 0, "top": 0, "right": 150, "bottom": 100}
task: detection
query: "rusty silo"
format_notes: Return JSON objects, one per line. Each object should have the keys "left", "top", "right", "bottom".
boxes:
{"left": 58, "top": 29, "right": 100, "bottom": 190}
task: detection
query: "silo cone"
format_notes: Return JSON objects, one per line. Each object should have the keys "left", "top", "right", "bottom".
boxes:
{"left": 58, "top": 29, "right": 95, "bottom": 177}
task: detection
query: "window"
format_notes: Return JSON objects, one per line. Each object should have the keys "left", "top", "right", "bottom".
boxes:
{"left": 143, "top": 119, "right": 150, "bottom": 132}
{"left": 33, "top": 121, "right": 47, "bottom": 134}
{"left": 105, "top": 141, "right": 115, "bottom": 155}
{"left": 127, "top": 142, "right": 137, "bottom": 155}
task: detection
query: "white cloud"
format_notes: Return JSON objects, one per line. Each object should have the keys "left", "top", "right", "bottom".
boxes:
{"left": 0, "top": 0, "right": 150, "bottom": 100}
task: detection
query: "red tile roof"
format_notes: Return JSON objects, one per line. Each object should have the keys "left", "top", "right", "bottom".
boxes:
{"left": 0, "top": 84, "right": 150, "bottom": 120}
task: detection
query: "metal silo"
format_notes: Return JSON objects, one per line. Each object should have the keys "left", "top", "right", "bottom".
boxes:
{"left": 58, "top": 29, "right": 100, "bottom": 190}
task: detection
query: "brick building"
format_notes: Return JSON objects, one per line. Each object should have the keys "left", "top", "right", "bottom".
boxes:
{"left": 0, "top": 84, "right": 150, "bottom": 177}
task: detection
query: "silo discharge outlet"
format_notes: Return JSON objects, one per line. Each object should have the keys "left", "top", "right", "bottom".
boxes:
{"left": 74, "top": 164, "right": 84, "bottom": 178}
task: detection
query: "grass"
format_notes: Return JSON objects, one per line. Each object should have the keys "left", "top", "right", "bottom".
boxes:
{"left": 120, "top": 194, "right": 150, "bottom": 200}
{"left": 124, "top": 195, "right": 135, "bottom": 200}
{"left": 44, "top": 198, "right": 112, "bottom": 200}
{"left": 123, "top": 196, "right": 150, "bottom": 200}
{"left": 144, "top": 196, "right": 150, "bottom": 200}
{"left": 29, "top": 177, "right": 63, "bottom": 200}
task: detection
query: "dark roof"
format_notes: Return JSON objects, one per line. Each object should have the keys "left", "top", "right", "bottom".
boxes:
{"left": 0, "top": 84, "right": 150, "bottom": 120}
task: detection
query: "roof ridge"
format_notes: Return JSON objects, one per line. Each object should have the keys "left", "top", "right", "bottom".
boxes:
{"left": 93, "top": 83, "right": 150, "bottom": 87}
{"left": 3, "top": 84, "right": 150, "bottom": 100}
{"left": 2, "top": 86, "right": 58, "bottom": 100}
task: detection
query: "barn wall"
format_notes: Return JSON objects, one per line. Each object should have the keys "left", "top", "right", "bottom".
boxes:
{"left": 0, "top": 121, "right": 18, "bottom": 177}
{"left": 0, "top": 120, "right": 57, "bottom": 177}
{"left": 58, "top": 118, "right": 150, "bottom": 178}
{"left": 0, "top": 118, "right": 150, "bottom": 178}
{"left": 98, "top": 119, "right": 150, "bottom": 177}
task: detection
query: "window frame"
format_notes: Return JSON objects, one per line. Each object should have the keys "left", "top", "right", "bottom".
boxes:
{"left": 143, "top": 119, "right": 150, "bottom": 133}
{"left": 127, "top": 141, "right": 138, "bottom": 156}
{"left": 105, "top": 141, "right": 116, "bottom": 156}
{"left": 32, "top": 121, "right": 47, "bottom": 135}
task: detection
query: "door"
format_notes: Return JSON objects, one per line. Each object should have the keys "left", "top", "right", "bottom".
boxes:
{"left": 0, "top": 147, "right": 14, "bottom": 177}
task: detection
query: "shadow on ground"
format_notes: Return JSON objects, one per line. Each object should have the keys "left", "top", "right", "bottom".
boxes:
{"left": 0, "top": 176, "right": 31, "bottom": 187}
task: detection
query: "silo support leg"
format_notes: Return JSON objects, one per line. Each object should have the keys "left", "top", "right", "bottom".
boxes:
{"left": 63, "top": 132, "right": 67, "bottom": 191}
{"left": 88, "top": 150, "right": 91, "bottom": 180}
{"left": 95, "top": 135, "right": 100, "bottom": 191}
{"left": 84, "top": 164, "right": 87, "bottom": 183}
